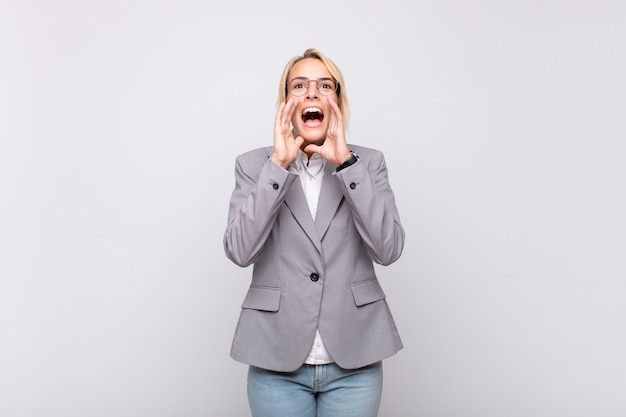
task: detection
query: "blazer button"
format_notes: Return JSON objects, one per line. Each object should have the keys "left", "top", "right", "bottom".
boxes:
{"left": 309, "top": 272, "right": 320, "bottom": 282}
{"left": 272, "top": 182, "right": 279, "bottom": 190}
{"left": 349, "top": 182, "right": 357, "bottom": 189}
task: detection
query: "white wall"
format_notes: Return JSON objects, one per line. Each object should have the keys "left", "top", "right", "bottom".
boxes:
{"left": 1, "top": 1, "right": 625, "bottom": 416}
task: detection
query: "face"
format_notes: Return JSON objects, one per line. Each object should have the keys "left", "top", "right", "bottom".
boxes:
{"left": 286, "top": 58, "right": 339, "bottom": 146}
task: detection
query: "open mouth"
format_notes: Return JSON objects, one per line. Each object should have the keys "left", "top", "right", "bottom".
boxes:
{"left": 302, "top": 107, "right": 324, "bottom": 124}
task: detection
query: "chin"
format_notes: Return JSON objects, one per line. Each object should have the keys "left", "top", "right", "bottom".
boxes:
{"left": 301, "top": 136, "right": 326, "bottom": 147}
{"left": 297, "top": 127, "right": 327, "bottom": 143}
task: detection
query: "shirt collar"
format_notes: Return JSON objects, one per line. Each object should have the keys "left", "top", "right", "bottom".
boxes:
{"left": 296, "top": 150, "right": 326, "bottom": 177}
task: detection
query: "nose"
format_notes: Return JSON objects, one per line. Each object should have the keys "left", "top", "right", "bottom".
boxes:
{"left": 305, "top": 80, "right": 319, "bottom": 99}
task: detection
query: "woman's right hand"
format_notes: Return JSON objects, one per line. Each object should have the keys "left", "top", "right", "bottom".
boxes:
{"left": 271, "top": 97, "right": 303, "bottom": 169}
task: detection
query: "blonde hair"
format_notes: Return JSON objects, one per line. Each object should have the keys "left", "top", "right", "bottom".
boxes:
{"left": 277, "top": 48, "right": 350, "bottom": 129}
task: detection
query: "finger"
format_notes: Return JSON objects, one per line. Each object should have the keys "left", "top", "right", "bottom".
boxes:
{"left": 275, "top": 101, "right": 287, "bottom": 119}
{"left": 323, "top": 101, "right": 340, "bottom": 135}
{"left": 294, "top": 135, "right": 305, "bottom": 149}
{"left": 275, "top": 101, "right": 287, "bottom": 132}
{"left": 280, "top": 97, "right": 296, "bottom": 128}
{"left": 303, "top": 143, "right": 321, "bottom": 155}
{"left": 328, "top": 99, "right": 342, "bottom": 118}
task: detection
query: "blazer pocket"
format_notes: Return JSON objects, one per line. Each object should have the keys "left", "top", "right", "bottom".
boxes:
{"left": 351, "top": 278, "right": 386, "bottom": 307}
{"left": 241, "top": 286, "right": 281, "bottom": 312}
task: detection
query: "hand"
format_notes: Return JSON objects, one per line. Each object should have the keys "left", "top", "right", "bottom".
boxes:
{"left": 304, "top": 99, "right": 351, "bottom": 166}
{"left": 271, "top": 97, "right": 303, "bottom": 169}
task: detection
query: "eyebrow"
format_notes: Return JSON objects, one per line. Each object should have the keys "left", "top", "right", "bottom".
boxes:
{"left": 290, "top": 76, "right": 334, "bottom": 81}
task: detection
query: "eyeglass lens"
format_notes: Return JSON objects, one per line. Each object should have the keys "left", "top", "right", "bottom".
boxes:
{"left": 288, "top": 78, "right": 337, "bottom": 96}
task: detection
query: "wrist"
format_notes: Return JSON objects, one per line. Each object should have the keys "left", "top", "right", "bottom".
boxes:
{"left": 271, "top": 154, "right": 290, "bottom": 170}
{"left": 335, "top": 151, "right": 359, "bottom": 172}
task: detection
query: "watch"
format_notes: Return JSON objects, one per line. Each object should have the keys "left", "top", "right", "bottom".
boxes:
{"left": 335, "top": 151, "right": 359, "bottom": 172}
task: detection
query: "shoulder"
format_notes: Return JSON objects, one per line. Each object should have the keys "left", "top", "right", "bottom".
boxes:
{"left": 235, "top": 146, "right": 273, "bottom": 161}
{"left": 233, "top": 146, "right": 273, "bottom": 169}
{"left": 348, "top": 144, "right": 386, "bottom": 163}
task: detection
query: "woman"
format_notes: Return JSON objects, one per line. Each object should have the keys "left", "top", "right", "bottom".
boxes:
{"left": 223, "top": 48, "right": 405, "bottom": 417}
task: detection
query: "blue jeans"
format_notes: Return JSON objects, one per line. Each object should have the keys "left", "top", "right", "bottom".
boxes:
{"left": 247, "top": 361, "right": 383, "bottom": 417}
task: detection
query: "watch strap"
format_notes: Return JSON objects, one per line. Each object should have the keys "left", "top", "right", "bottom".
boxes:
{"left": 335, "top": 151, "right": 359, "bottom": 172}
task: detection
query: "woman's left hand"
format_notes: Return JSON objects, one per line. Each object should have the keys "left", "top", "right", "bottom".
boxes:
{"left": 304, "top": 99, "right": 351, "bottom": 166}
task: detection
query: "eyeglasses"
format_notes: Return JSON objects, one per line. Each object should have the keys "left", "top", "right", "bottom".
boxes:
{"left": 287, "top": 77, "right": 339, "bottom": 97}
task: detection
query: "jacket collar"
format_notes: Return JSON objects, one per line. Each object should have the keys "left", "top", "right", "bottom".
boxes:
{"left": 283, "top": 160, "right": 344, "bottom": 254}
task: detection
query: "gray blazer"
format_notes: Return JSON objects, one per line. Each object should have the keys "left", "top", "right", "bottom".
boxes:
{"left": 224, "top": 144, "right": 404, "bottom": 372}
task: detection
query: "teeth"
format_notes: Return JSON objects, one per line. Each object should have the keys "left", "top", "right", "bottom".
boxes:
{"left": 303, "top": 107, "right": 322, "bottom": 114}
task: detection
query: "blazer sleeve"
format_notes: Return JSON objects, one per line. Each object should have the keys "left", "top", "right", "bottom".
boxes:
{"left": 334, "top": 149, "right": 405, "bottom": 265}
{"left": 223, "top": 152, "right": 298, "bottom": 267}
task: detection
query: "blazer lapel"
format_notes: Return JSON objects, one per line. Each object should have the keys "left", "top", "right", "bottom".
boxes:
{"left": 314, "top": 163, "right": 344, "bottom": 240}
{"left": 284, "top": 178, "right": 323, "bottom": 254}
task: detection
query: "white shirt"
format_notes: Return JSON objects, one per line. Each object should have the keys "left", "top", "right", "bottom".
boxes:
{"left": 294, "top": 151, "right": 334, "bottom": 365}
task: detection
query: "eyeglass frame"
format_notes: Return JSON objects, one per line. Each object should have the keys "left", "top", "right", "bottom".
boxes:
{"left": 286, "top": 77, "right": 340, "bottom": 97}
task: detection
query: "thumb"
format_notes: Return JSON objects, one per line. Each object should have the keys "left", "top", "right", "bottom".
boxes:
{"left": 303, "top": 143, "right": 322, "bottom": 155}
